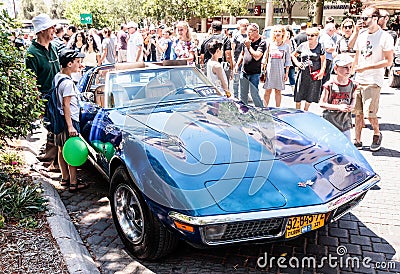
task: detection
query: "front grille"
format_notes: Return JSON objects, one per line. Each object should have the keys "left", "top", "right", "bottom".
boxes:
{"left": 220, "top": 218, "right": 284, "bottom": 241}
{"left": 331, "top": 192, "right": 366, "bottom": 221}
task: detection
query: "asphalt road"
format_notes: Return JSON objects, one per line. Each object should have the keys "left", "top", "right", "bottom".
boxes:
{"left": 31, "top": 80, "right": 400, "bottom": 273}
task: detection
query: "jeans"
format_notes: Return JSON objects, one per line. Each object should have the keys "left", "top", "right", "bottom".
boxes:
{"left": 288, "top": 66, "right": 296, "bottom": 86}
{"left": 233, "top": 65, "right": 242, "bottom": 98}
{"left": 240, "top": 72, "right": 263, "bottom": 107}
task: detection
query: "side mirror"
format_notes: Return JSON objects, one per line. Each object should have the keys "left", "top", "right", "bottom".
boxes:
{"left": 81, "top": 92, "right": 95, "bottom": 102}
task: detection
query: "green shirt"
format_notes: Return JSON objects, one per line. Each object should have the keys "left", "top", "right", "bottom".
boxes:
{"left": 25, "top": 40, "right": 60, "bottom": 95}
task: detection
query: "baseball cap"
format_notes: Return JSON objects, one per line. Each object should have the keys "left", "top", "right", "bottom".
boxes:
{"left": 157, "top": 24, "right": 166, "bottom": 29}
{"left": 127, "top": 21, "right": 138, "bottom": 29}
{"left": 333, "top": 54, "right": 354, "bottom": 67}
{"left": 300, "top": 22, "right": 307, "bottom": 28}
{"left": 32, "top": 14, "right": 55, "bottom": 34}
{"left": 59, "top": 49, "right": 85, "bottom": 67}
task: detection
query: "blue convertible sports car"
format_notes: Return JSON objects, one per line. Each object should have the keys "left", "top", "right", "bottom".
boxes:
{"left": 78, "top": 62, "right": 380, "bottom": 260}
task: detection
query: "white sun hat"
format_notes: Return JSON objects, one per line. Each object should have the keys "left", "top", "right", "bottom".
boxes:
{"left": 32, "top": 14, "right": 55, "bottom": 34}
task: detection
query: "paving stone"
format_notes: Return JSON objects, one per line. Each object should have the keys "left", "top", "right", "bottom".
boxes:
{"left": 87, "top": 235, "right": 105, "bottom": 246}
{"left": 329, "top": 228, "right": 349, "bottom": 238}
{"left": 350, "top": 235, "right": 371, "bottom": 245}
{"left": 372, "top": 243, "right": 396, "bottom": 255}
{"left": 338, "top": 220, "right": 359, "bottom": 230}
{"left": 318, "top": 236, "right": 339, "bottom": 247}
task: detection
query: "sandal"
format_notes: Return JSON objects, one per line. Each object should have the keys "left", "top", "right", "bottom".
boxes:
{"left": 60, "top": 178, "right": 70, "bottom": 187}
{"left": 69, "top": 180, "right": 89, "bottom": 193}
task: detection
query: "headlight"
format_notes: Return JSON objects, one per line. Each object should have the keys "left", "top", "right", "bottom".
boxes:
{"left": 203, "top": 224, "right": 227, "bottom": 241}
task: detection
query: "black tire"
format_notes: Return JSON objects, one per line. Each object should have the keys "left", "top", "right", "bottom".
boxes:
{"left": 389, "top": 69, "right": 400, "bottom": 88}
{"left": 110, "top": 166, "right": 179, "bottom": 260}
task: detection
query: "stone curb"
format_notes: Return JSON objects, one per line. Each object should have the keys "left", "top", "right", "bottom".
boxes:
{"left": 19, "top": 139, "right": 100, "bottom": 274}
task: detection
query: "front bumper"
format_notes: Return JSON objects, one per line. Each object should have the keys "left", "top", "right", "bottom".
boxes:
{"left": 169, "top": 174, "right": 380, "bottom": 245}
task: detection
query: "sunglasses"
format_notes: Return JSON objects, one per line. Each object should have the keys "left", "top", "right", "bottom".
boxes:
{"left": 362, "top": 16, "right": 373, "bottom": 21}
{"left": 343, "top": 25, "right": 353, "bottom": 29}
{"left": 307, "top": 34, "right": 317, "bottom": 37}
{"left": 177, "top": 28, "right": 184, "bottom": 31}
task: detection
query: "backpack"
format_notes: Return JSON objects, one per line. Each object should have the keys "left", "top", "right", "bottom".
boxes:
{"left": 44, "top": 77, "right": 68, "bottom": 135}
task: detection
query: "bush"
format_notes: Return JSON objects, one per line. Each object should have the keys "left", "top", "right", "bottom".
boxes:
{"left": 0, "top": 9, "right": 44, "bottom": 140}
{"left": 0, "top": 147, "right": 46, "bottom": 227}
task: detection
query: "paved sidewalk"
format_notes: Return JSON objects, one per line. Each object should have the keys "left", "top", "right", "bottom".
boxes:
{"left": 26, "top": 81, "right": 400, "bottom": 273}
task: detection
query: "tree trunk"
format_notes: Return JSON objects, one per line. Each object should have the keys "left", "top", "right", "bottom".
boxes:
{"left": 314, "top": 0, "right": 324, "bottom": 25}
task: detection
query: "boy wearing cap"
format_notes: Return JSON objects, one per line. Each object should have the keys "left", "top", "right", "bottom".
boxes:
{"left": 319, "top": 54, "right": 357, "bottom": 140}
{"left": 55, "top": 49, "right": 88, "bottom": 192}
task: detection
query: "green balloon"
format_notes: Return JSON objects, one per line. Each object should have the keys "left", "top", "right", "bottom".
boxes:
{"left": 63, "top": 137, "right": 89, "bottom": 166}
{"left": 103, "top": 142, "right": 116, "bottom": 161}
{"left": 91, "top": 140, "right": 104, "bottom": 153}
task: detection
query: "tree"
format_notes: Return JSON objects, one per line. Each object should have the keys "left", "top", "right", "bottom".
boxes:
{"left": 19, "top": 0, "right": 48, "bottom": 20}
{"left": 280, "top": 0, "right": 297, "bottom": 25}
{"left": 49, "top": 0, "right": 66, "bottom": 19}
{"left": 0, "top": 9, "right": 43, "bottom": 139}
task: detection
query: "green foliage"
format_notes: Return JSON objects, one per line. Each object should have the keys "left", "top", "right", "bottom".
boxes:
{"left": 0, "top": 149, "right": 46, "bottom": 225}
{"left": 49, "top": 0, "right": 66, "bottom": 20}
{"left": 64, "top": 0, "right": 251, "bottom": 28}
{"left": 19, "top": 0, "right": 49, "bottom": 20}
{"left": 0, "top": 10, "right": 44, "bottom": 140}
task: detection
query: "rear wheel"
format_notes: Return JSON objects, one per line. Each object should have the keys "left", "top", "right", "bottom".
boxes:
{"left": 389, "top": 69, "right": 400, "bottom": 88}
{"left": 110, "top": 166, "right": 179, "bottom": 260}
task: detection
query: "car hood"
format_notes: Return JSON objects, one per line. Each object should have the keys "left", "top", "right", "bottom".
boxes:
{"left": 126, "top": 99, "right": 314, "bottom": 165}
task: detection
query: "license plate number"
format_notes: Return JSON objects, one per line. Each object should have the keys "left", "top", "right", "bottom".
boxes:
{"left": 285, "top": 213, "right": 325, "bottom": 238}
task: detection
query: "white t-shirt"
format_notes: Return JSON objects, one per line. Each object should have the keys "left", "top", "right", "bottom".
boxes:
{"left": 54, "top": 73, "right": 80, "bottom": 122}
{"left": 127, "top": 31, "right": 143, "bottom": 62}
{"left": 354, "top": 28, "right": 394, "bottom": 87}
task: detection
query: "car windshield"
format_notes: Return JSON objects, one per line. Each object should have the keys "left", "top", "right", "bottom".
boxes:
{"left": 104, "top": 67, "right": 220, "bottom": 108}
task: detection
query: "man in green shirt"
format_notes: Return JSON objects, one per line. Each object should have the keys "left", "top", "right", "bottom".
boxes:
{"left": 25, "top": 14, "right": 60, "bottom": 171}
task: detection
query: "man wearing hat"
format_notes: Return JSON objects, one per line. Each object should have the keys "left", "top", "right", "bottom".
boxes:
{"left": 25, "top": 14, "right": 59, "bottom": 96}
{"left": 25, "top": 13, "right": 60, "bottom": 170}
{"left": 126, "top": 21, "right": 143, "bottom": 63}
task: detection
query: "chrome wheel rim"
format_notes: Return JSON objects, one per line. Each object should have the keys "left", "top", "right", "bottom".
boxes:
{"left": 114, "top": 184, "right": 144, "bottom": 244}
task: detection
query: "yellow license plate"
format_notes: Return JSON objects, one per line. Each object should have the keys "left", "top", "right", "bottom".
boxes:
{"left": 285, "top": 213, "right": 326, "bottom": 238}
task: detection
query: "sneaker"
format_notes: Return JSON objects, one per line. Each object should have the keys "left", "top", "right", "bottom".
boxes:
{"left": 370, "top": 133, "right": 382, "bottom": 151}
{"left": 354, "top": 141, "right": 363, "bottom": 150}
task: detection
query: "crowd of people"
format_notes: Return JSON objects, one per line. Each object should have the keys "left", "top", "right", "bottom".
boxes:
{"left": 19, "top": 9, "right": 398, "bottom": 191}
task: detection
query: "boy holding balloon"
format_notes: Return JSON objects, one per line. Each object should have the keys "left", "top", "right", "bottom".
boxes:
{"left": 54, "top": 49, "right": 88, "bottom": 192}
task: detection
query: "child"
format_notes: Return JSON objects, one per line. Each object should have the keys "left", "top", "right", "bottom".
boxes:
{"left": 206, "top": 39, "right": 231, "bottom": 97}
{"left": 319, "top": 54, "right": 357, "bottom": 140}
{"left": 55, "top": 49, "right": 88, "bottom": 192}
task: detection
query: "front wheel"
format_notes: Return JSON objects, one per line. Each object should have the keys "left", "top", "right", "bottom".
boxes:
{"left": 110, "top": 166, "right": 179, "bottom": 260}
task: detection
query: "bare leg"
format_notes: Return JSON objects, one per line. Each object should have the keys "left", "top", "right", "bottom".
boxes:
{"left": 263, "top": 89, "right": 272, "bottom": 107}
{"left": 275, "top": 89, "right": 282, "bottom": 107}
{"left": 354, "top": 114, "right": 364, "bottom": 143}
{"left": 304, "top": 102, "right": 311, "bottom": 111}
{"left": 368, "top": 117, "right": 380, "bottom": 135}
{"left": 295, "top": 102, "right": 301, "bottom": 109}
{"left": 68, "top": 165, "right": 77, "bottom": 186}
{"left": 58, "top": 147, "right": 69, "bottom": 180}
